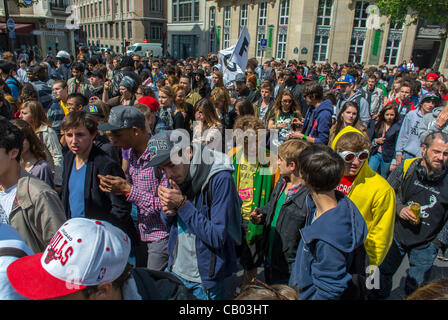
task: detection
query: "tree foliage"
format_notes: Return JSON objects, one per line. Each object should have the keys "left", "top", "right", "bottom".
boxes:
{"left": 375, "top": 0, "right": 448, "bottom": 26}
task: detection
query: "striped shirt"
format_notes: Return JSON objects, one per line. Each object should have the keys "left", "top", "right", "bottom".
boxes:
{"left": 126, "top": 147, "right": 170, "bottom": 242}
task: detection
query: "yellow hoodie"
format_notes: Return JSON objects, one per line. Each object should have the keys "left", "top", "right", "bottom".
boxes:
{"left": 331, "top": 126, "right": 396, "bottom": 266}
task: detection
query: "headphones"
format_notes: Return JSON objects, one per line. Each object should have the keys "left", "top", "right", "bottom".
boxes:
{"left": 415, "top": 161, "right": 447, "bottom": 184}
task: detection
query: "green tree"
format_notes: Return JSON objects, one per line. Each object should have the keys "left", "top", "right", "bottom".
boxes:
{"left": 375, "top": 0, "right": 448, "bottom": 70}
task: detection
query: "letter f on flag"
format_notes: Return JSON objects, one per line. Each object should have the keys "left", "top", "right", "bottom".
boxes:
{"left": 231, "top": 26, "right": 250, "bottom": 72}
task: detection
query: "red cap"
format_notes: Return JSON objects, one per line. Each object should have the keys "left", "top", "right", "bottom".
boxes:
{"left": 7, "top": 253, "right": 86, "bottom": 300}
{"left": 296, "top": 75, "right": 304, "bottom": 83}
{"left": 426, "top": 72, "right": 439, "bottom": 81}
{"left": 138, "top": 96, "right": 160, "bottom": 113}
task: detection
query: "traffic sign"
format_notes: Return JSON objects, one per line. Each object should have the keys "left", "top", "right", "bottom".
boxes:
{"left": 260, "top": 38, "right": 267, "bottom": 48}
{"left": 9, "top": 32, "right": 16, "bottom": 39}
{"left": 24, "top": 0, "right": 33, "bottom": 5}
{"left": 7, "top": 19, "right": 15, "bottom": 32}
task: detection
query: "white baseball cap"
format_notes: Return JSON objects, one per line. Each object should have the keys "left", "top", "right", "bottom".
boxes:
{"left": 56, "top": 50, "right": 70, "bottom": 59}
{"left": 7, "top": 218, "right": 131, "bottom": 300}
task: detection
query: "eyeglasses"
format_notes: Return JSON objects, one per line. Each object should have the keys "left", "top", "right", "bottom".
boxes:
{"left": 282, "top": 99, "right": 293, "bottom": 103}
{"left": 136, "top": 91, "right": 143, "bottom": 95}
{"left": 338, "top": 149, "right": 370, "bottom": 163}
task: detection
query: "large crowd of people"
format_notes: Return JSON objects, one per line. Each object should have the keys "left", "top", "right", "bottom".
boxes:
{"left": 0, "top": 45, "right": 448, "bottom": 300}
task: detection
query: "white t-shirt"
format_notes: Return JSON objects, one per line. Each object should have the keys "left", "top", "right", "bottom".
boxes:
{"left": 0, "top": 185, "right": 18, "bottom": 224}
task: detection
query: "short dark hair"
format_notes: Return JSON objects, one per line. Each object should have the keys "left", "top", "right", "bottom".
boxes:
{"left": 298, "top": 144, "right": 345, "bottom": 192}
{"left": 423, "top": 132, "right": 448, "bottom": 148}
{"left": 61, "top": 110, "right": 98, "bottom": 135}
{"left": 71, "top": 62, "right": 85, "bottom": 73}
{"left": 0, "top": 120, "right": 23, "bottom": 161}
{"left": 67, "top": 93, "right": 88, "bottom": 107}
{"left": 301, "top": 81, "right": 324, "bottom": 101}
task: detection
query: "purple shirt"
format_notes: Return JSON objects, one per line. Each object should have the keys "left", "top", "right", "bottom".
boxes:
{"left": 29, "top": 160, "right": 55, "bottom": 189}
{"left": 126, "top": 147, "right": 170, "bottom": 242}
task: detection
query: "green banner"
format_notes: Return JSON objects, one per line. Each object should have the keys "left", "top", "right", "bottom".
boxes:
{"left": 216, "top": 27, "right": 221, "bottom": 47}
{"left": 372, "top": 30, "right": 381, "bottom": 56}
{"left": 268, "top": 26, "right": 274, "bottom": 47}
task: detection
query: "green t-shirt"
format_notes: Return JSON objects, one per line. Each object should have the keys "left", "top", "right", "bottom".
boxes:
{"left": 267, "top": 189, "right": 287, "bottom": 264}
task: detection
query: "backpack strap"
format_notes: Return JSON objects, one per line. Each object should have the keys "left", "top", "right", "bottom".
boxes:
{"left": 131, "top": 267, "right": 161, "bottom": 300}
{"left": 0, "top": 247, "right": 28, "bottom": 258}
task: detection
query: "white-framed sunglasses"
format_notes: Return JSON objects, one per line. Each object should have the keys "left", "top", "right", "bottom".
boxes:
{"left": 338, "top": 149, "right": 370, "bottom": 163}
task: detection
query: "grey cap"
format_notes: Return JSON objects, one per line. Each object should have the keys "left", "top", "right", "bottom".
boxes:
{"left": 234, "top": 73, "right": 246, "bottom": 83}
{"left": 144, "top": 130, "right": 189, "bottom": 168}
{"left": 98, "top": 105, "right": 145, "bottom": 131}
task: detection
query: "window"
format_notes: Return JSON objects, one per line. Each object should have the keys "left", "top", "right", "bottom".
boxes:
{"left": 88, "top": 24, "right": 91, "bottom": 38}
{"left": 110, "top": 24, "right": 113, "bottom": 39}
{"left": 223, "top": 6, "right": 231, "bottom": 48}
{"left": 106, "top": 0, "right": 110, "bottom": 14}
{"left": 256, "top": 2, "right": 267, "bottom": 58}
{"left": 121, "top": 22, "right": 125, "bottom": 39}
{"left": 104, "top": 23, "right": 108, "bottom": 38}
{"left": 151, "top": 0, "right": 162, "bottom": 12}
{"left": 151, "top": 23, "right": 162, "bottom": 41}
{"left": 313, "top": 33, "right": 329, "bottom": 62}
{"left": 115, "top": 23, "right": 119, "bottom": 38}
{"left": 384, "top": 23, "right": 403, "bottom": 65}
{"left": 276, "top": 0, "right": 289, "bottom": 59}
{"left": 277, "top": 33, "right": 287, "bottom": 59}
{"left": 95, "top": 3, "right": 97, "bottom": 16}
{"left": 353, "top": 0, "right": 368, "bottom": 28}
{"left": 99, "top": 1, "right": 102, "bottom": 16}
{"left": 96, "top": 24, "right": 99, "bottom": 38}
{"left": 172, "top": 0, "right": 200, "bottom": 22}
{"left": 100, "top": 24, "right": 103, "bottom": 38}
{"left": 316, "top": 0, "right": 333, "bottom": 26}
{"left": 240, "top": 4, "right": 248, "bottom": 30}
{"left": 127, "top": 21, "right": 132, "bottom": 39}
{"left": 313, "top": 0, "right": 333, "bottom": 62}
{"left": 349, "top": 1, "right": 368, "bottom": 63}
{"left": 209, "top": 6, "right": 216, "bottom": 52}
{"left": 279, "top": 0, "right": 289, "bottom": 26}
{"left": 349, "top": 37, "right": 364, "bottom": 63}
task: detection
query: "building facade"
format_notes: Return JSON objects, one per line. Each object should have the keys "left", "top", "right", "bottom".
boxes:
{"left": 74, "top": 0, "right": 167, "bottom": 54}
{"left": 1, "top": 0, "right": 76, "bottom": 58}
{"left": 205, "top": 0, "right": 448, "bottom": 74}
{"left": 166, "top": 0, "right": 210, "bottom": 60}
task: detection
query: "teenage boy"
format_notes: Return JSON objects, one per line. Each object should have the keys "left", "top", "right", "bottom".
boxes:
{"left": 250, "top": 139, "right": 310, "bottom": 285}
{"left": 393, "top": 92, "right": 440, "bottom": 171}
{"left": 66, "top": 93, "right": 88, "bottom": 113}
{"left": 386, "top": 81, "right": 416, "bottom": 118}
{"left": 60, "top": 111, "right": 139, "bottom": 249}
{"left": 288, "top": 81, "right": 333, "bottom": 145}
{"left": 97, "top": 106, "right": 171, "bottom": 271}
{"left": 48, "top": 80, "right": 69, "bottom": 137}
{"left": 230, "top": 115, "right": 275, "bottom": 292}
{"left": 335, "top": 74, "right": 371, "bottom": 126}
{"left": 288, "top": 144, "right": 367, "bottom": 300}
{"left": 0, "top": 120, "right": 65, "bottom": 253}
{"left": 331, "top": 126, "right": 396, "bottom": 267}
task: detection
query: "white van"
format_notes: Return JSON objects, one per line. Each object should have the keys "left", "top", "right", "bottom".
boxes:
{"left": 127, "top": 43, "right": 163, "bottom": 58}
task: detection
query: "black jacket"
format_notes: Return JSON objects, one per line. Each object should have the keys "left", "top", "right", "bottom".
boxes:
{"left": 257, "top": 177, "right": 310, "bottom": 284}
{"left": 368, "top": 119, "right": 402, "bottom": 163}
{"left": 61, "top": 145, "right": 139, "bottom": 247}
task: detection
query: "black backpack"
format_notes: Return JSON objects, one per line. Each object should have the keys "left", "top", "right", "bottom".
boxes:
{"left": 131, "top": 267, "right": 197, "bottom": 300}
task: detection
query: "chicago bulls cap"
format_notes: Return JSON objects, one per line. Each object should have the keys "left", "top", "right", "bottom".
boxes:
{"left": 6, "top": 218, "right": 131, "bottom": 300}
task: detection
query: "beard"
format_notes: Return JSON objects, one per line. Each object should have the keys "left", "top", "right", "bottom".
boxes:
{"left": 423, "top": 152, "right": 445, "bottom": 174}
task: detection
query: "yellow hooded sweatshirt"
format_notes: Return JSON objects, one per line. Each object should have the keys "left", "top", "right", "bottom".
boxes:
{"left": 331, "top": 126, "right": 396, "bottom": 266}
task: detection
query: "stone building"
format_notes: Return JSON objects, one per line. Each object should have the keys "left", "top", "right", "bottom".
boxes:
{"left": 0, "top": 0, "right": 76, "bottom": 58}
{"left": 74, "top": 0, "right": 167, "bottom": 54}
{"left": 205, "top": 0, "right": 448, "bottom": 73}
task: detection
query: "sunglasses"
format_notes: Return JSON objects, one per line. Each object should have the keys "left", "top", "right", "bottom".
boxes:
{"left": 338, "top": 149, "right": 370, "bottom": 163}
